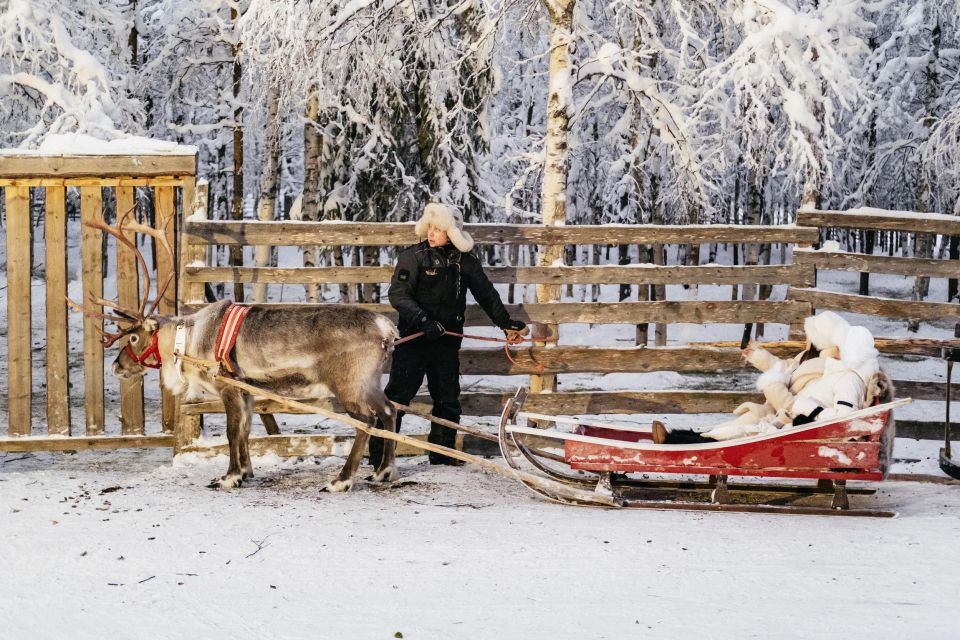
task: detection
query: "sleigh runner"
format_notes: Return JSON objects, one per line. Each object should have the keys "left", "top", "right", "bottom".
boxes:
{"left": 498, "top": 388, "right": 912, "bottom": 516}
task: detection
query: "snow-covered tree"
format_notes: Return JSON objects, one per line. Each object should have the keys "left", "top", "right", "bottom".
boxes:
{"left": 0, "top": 0, "right": 143, "bottom": 146}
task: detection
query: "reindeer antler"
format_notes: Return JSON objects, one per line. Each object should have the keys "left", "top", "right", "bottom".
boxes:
{"left": 122, "top": 216, "right": 176, "bottom": 317}
{"left": 65, "top": 293, "right": 141, "bottom": 347}
{"left": 85, "top": 209, "right": 155, "bottom": 319}
{"left": 71, "top": 205, "right": 179, "bottom": 343}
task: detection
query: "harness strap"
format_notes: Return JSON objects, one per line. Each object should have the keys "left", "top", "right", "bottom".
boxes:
{"left": 214, "top": 304, "right": 251, "bottom": 375}
{"left": 125, "top": 332, "right": 162, "bottom": 369}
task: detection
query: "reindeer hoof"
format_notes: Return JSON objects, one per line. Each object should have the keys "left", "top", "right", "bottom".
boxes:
{"left": 370, "top": 466, "right": 397, "bottom": 483}
{"left": 208, "top": 473, "right": 243, "bottom": 490}
{"left": 321, "top": 478, "right": 354, "bottom": 493}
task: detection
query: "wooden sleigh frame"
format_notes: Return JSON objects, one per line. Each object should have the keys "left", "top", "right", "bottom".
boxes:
{"left": 498, "top": 388, "right": 912, "bottom": 517}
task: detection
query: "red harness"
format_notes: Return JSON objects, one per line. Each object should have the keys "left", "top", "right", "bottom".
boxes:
{"left": 214, "top": 304, "right": 251, "bottom": 375}
{"left": 125, "top": 332, "right": 163, "bottom": 369}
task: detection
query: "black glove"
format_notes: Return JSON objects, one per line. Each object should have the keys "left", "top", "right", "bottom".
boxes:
{"left": 501, "top": 319, "right": 529, "bottom": 339}
{"left": 421, "top": 319, "right": 446, "bottom": 340}
{"left": 502, "top": 319, "right": 527, "bottom": 332}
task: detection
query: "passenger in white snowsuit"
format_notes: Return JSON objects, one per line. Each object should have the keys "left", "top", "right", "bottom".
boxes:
{"left": 653, "top": 311, "right": 886, "bottom": 444}
{"left": 699, "top": 311, "right": 851, "bottom": 441}
{"left": 788, "top": 325, "right": 880, "bottom": 425}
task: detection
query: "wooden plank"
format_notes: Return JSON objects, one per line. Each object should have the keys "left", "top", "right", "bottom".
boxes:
{"left": 180, "top": 179, "right": 207, "bottom": 306}
{"left": 0, "top": 177, "right": 188, "bottom": 187}
{"left": 182, "top": 389, "right": 764, "bottom": 418}
{"left": 183, "top": 221, "right": 820, "bottom": 247}
{"left": 44, "top": 187, "right": 71, "bottom": 436}
{"left": 798, "top": 209, "right": 960, "bottom": 236}
{"left": 184, "top": 263, "right": 809, "bottom": 286}
{"left": 895, "top": 420, "right": 960, "bottom": 440}
{"left": 0, "top": 155, "right": 197, "bottom": 179}
{"left": 788, "top": 286, "right": 960, "bottom": 322}
{"left": 5, "top": 186, "right": 32, "bottom": 436}
{"left": 892, "top": 379, "right": 952, "bottom": 402}
{"left": 795, "top": 249, "right": 960, "bottom": 279}
{"left": 458, "top": 346, "right": 747, "bottom": 375}
{"left": 182, "top": 300, "right": 813, "bottom": 326}
{"left": 115, "top": 186, "right": 144, "bottom": 434}
{"left": 154, "top": 186, "right": 178, "bottom": 433}
{"left": 0, "top": 435, "right": 173, "bottom": 453}
{"left": 80, "top": 187, "right": 105, "bottom": 435}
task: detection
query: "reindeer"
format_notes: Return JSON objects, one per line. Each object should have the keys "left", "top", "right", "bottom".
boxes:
{"left": 72, "top": 213, "right": 398, "bottom": 492}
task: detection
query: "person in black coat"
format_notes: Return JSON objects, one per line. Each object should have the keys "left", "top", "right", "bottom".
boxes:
{"left": 368, "top": 203, "right": 527, "bottom": 467}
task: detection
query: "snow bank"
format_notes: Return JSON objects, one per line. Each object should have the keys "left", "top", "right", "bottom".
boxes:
{"left": 0, "top": 133, "right": 197, "bottom": 156}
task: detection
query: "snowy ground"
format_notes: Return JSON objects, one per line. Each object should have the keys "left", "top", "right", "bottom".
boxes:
{"left": 2, "top": 444, "right": 960, "bottom": 640}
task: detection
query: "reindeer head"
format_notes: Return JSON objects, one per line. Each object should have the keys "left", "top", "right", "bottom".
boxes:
{"left": 68, "top": 208, "right": 175, "bottom": 379}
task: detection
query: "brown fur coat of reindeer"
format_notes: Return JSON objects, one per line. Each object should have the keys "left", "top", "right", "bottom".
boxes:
{"left": 74, "top": 214, "right": 398, "bottom": 492}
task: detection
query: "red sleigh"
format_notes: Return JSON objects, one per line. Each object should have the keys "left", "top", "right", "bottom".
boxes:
{"left": 498, "top": 388, "right": 912, "bottom": 516}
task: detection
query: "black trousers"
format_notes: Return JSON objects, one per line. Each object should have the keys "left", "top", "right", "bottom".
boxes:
{"left": 368, "top": 337, "right": 462, "bottom": 466}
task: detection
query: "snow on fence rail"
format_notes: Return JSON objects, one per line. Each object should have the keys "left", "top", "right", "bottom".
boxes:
{"left": 0, "top": 153, "right": 197, "bottom": 452}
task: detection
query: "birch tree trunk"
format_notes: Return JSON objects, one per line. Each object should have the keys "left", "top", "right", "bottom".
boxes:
{"left": 532, "top": 0, "right": 576, "bottom": 395}
{"left": 302, "top": 91, "right": 322, "bottom": 302}
{"left": 253, "top": 84, "right": 281, "bottom": 302}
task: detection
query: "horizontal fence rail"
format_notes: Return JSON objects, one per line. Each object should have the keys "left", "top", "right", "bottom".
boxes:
{"left": 798, "top": 208, "right": 960, "bottom": 236}
{"left": 181, "top": 300, "right": 813, "bottom": 326}
{"left": 184, "top": 263, "right": 813, "bottom": 286}
{"left": 183, "top": 221, "right": 821, "bottom": 247}
{"left": 793, "top": 249, "right": 958, "bottom": 279}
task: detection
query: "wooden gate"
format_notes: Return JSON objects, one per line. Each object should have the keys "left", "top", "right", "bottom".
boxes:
{"left": 0, "top": 153, "right": 196, "bottom": 452}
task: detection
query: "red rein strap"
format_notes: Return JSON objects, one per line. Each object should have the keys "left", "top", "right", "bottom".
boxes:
{"left": 125, "top": 332, "right": 162, "bottom": 369}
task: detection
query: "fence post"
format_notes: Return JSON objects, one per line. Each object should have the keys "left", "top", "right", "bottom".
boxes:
{"left": 116, "top": 185, "right": 145, "bottom": 434}
{"left": 45, "top": 186, "right": 71, "bottom": 436}
{"left": 174, "top": 178, "right": 206, "bottom": 453}
{"left": 80, "top": 186, "right": 105, "bottom": 434}
{"left": 6, "top": 186, "right": 32, "bottom": 436}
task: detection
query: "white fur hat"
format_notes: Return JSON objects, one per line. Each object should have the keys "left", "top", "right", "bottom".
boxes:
{"left": 804, "top": 311, "right": 850, "bottom": 351}
{"left": 414, "top": 203, "right": 474, "bottom": 252}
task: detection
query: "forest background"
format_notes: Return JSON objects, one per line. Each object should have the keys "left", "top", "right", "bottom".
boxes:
{"left": 2, "top": 0, "right": 959, "bottom": 308}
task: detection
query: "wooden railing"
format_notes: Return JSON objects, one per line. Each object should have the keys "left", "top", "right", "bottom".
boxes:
{"left": 175, "top": 219, "right": 823, "bottom": 455}
{"left": 791, "top": 209, "right": 960, "bottom": 322}
{"left": 0, "top": 153, "right": 196, "bottom": 452}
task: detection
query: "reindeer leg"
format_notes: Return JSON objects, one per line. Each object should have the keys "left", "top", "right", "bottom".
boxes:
{"left": 209, "top": 387, "right": 247, "bottom": 490}
{"left": 240, "top": 393, "right": 254, "bottom": 480}
{"left": 322, "top": 410, "right": 371, "bottom": 493}
{"left": 371, "top": 401, "right": 398, "bottom": 483}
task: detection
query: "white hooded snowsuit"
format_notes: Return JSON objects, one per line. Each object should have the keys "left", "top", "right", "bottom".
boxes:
{"left": 702, "top": 311, "right": 870, "bottom": 441}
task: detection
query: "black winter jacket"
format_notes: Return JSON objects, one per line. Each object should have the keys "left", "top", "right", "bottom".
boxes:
{"left": 389, "top": 241, "right": 512, "bottom": 338}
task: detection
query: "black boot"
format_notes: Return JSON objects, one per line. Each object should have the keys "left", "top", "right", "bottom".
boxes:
{"left": 427, "top": 422, "right": 463, "bottom": 466}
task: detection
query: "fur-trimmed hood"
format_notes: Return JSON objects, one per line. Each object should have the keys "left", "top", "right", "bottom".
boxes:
{"left": 414, "top": 203, "right": 474, "bottom": 252}
{"left": 841, "top": 325, "right": 880, "bottom": 381}
{"left": 804, "top": 311, "right": 850, "bottom": 351}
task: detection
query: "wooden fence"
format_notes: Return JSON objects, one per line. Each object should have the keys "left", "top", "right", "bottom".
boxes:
{"left": 2, "top": 185, "right": 956, "bottom": 456}
{"left": 0, "top": 153, "right": 196, "bottom": 452}
{"left": 792, "top": 209, "right": 960, "bottom": 324}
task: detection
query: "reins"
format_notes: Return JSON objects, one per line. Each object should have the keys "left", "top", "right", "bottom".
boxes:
{"left": 394, "top": 328, "right": 559, "bottom": 372}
